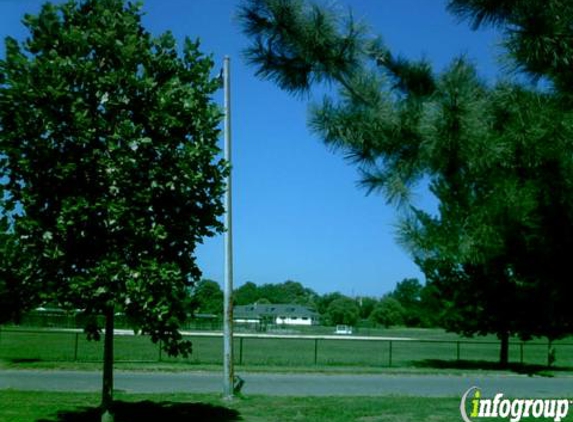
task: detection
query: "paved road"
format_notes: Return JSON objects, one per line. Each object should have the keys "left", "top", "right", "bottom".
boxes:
{"left": 0, "top": 370, "right": 571, "bottom": 397}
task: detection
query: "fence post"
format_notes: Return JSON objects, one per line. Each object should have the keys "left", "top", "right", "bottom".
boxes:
{"left": 456, "top": 341, "right": 461, "bottom": 362}
{"left": 520, "top": 342, "right": 524, "bottom": 365}
{"left": 547, "top": 341, "right": 555, "bottom": 368}
{"left": 388, "top": 340, "right": 393, "bottom": 367}
{"left": 239, "top": 337, "right": 244, "bottom": 365}
{"left": 74, "top": 332, "right": 79, "bottom": 361}
{"left": 158, "top": 339, "right": 162, "bottom": 362}
{"left": 314, "top": 338, "right": 318, "bottom": 365}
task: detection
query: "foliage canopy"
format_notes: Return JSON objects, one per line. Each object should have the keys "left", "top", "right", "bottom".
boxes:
{"left": 0, "top": 0, "right": 227, "bottom": 356}
{"left": 239, "top": 0, "right": 573, "bottom": 354}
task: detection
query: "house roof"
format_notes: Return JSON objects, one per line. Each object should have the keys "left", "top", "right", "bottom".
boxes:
{"left": 234, "top": 303, "right": 319, "bottom": 319}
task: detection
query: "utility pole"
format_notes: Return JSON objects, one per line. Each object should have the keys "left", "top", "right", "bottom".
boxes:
{"left": 222, "top": 55, "right": 234, "bottom": 400}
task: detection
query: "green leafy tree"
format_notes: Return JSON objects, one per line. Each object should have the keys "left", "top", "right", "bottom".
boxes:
{"left": 369, "top": 297, "right": 405, "bottom": 328}
{"left": 315, "top": 291, "right": 345, "bottom": 316}
{"left": 388, "top": 278, "right": 423, "bottom": 326}
{"left": 255, "top": 297, "right": 271, "bottom": 304}
{"left": 442, "top": 0, "right": 573, "bottom": 358}
{"left": 234, "top": 280, "right": 318, "bottom": 306}
{"left": 0, "top": 1, "right": 227, "bottom": 419}
{"left": 388, "top": 277, "right": 444, "bottom": 328}
{"left": 390, "top": 278, "right": 422, "bottom": 308}
{"left": 419, "top": 257, "right": 526, "bottom": 363}
{"left": 357, "top": 296, "right": 378, "bottom": 320}
{"left": 190, "top": 279, "right": 224, "bottom": 316}
{"left": 395, "top": 64, "right": 573, "bottom": 363}
{"left": 261, "top": 280, "right": 317, "bottom": 305}
{"left": 239, "top": 0, "right": 573, "bottom": 366}
{"left": 234, "top": 281, "right": 260, "bottom": 305}
{"left": 325, "top": 296, "right": 359, "bottom": 326}
{"left": 0, "top": 224, "right": 35, "bottom": 324}
{"left": 417, "top": 282, "right": 443, "bottom": 328}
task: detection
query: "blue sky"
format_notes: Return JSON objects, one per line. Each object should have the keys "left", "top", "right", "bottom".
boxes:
{"left": 0, "top": 0, "right": 501, "bottom": 297}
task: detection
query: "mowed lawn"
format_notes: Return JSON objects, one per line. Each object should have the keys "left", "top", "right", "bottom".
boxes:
{"left": 0, "top": 390, "right": 469, "bottom": 422}
{"left": 1, "top": 327, "right": 572, "bottom": 371}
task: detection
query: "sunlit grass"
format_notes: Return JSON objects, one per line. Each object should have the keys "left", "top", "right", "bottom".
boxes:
{"left": 1, "top": 326, "right": 571, "bottom": 373}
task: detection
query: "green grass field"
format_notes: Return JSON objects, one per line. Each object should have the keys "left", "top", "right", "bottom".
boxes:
{"left": 1, "top": 327, "right": 571, "bottom": 421}
{"left": 1, "top": 327, "right": 572, "bottom": 374}
{"left": 0, "top": 391, "right": 471, "bottom": 422}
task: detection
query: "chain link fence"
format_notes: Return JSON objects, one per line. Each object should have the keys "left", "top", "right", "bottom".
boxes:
{"left": 1, "top": 327, "right": 571, "bottom": 370}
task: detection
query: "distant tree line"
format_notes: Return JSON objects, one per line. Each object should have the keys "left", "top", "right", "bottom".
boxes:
{"left": 190, "top": 278, "right": 443, "bottom": 329}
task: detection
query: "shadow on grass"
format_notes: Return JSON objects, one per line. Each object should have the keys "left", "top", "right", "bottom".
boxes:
{"left": 6, "top": 358, "right": 43, "bottom": 364}
{"left": 37, "top": 400, "right": 242, "bottom": 422}
{"left": 413, "top": 359, "right": 572, "bottom": 376}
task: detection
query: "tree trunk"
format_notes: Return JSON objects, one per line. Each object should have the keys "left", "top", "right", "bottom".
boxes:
{"left": 101, "top": 306, "right": 114, "bottom": 422}
{"left": 499, "top": 331, "right": 509, "bottom": 368}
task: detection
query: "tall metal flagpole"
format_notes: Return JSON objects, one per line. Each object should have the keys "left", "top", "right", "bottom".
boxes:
{"left": 222, "top": 55, "right": 234, "bottom": 400}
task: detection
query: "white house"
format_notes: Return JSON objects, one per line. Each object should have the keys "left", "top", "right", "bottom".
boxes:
{"left": 234, "top": 303, "right": 319, "bottom": 326}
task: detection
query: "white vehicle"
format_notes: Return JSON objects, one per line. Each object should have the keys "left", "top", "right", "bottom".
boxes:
{"left": 335, "top": 325, "right": 353, "bottom": 335}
